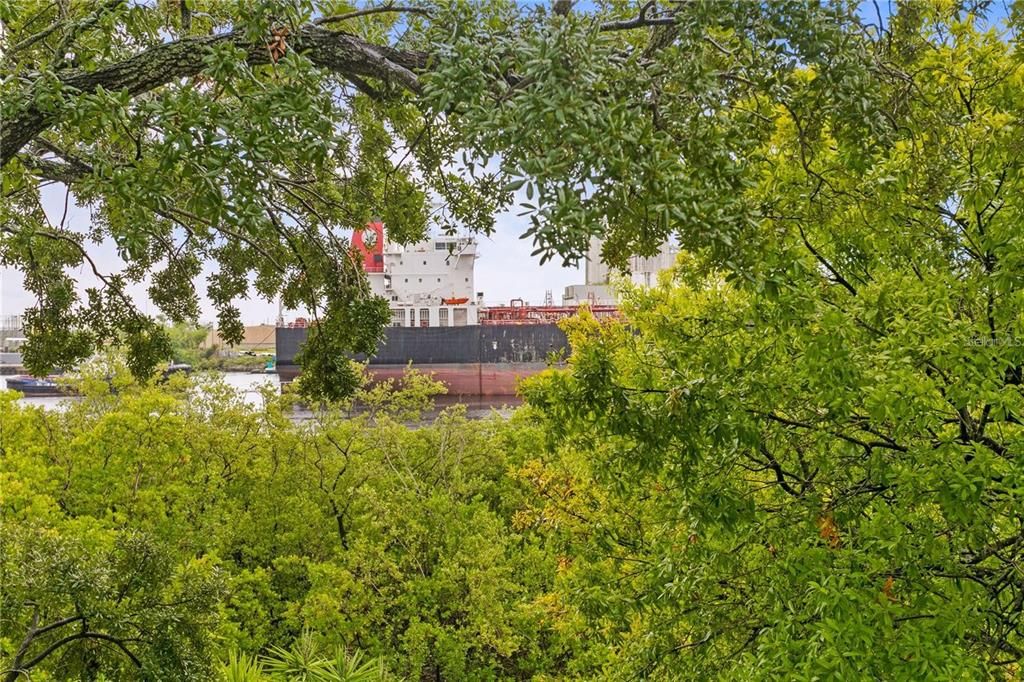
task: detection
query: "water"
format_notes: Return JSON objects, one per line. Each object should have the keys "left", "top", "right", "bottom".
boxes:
{"left": 0, "top": 374, "right": 71, "bottom": 411}
{"left": 220, "top": 370, "right": 282, "bottom": 402}
{"left": 0, "top": 372, "right": 521, "bottom": 420}
{"left": 0, "top": 372, "right": 280, "bottom": 410}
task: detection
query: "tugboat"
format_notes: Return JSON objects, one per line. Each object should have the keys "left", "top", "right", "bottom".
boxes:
{"left": 5, "top": 375, "right": 75, "bottom": 397}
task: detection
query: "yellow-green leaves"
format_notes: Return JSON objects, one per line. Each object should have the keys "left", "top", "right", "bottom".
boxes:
{"left": 515, "top": 6, "right": 1024, "bottom": 677}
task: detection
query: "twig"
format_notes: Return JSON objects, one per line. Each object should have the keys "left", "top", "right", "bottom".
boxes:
{"left": 315, "top": 5, "right": 432, "bottom": 26}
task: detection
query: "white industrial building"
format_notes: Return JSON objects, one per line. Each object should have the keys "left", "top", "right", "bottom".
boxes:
{"left": 562, "top": 236, "right": 679, "bottom": 306}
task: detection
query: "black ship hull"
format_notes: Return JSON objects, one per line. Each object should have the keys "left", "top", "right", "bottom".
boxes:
{"left": 276, "top": 325, "right": 570, "bottom": 396}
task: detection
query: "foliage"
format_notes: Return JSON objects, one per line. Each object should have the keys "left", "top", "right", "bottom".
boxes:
{"left": 222, "top": 637, "right": 391, "bottom": 682}
{"left": 224, "top": 648, "right": 268, "bottom": 682}
{"left": 1, "top": 0, "right": 481, "bottom": 391}
{"left": 0, "top": 0, "right": 952, "bottom": 399}
{"left": 161, "top": 319, "right": 275, "bottom": 371}
{"left": 5, "top": 1, "right": 1024, "bottom": 679}
{"left": 259, "top": 631, "right": 391, "bottom": 681}
{"left": 0, "top": 370, "right": 580, "bottom": 680}
{"left": 294, "top": 295, "right": 391, "bottom": 403}
{"left": 423, "top": 0, "right": 888, "bottom": 268}
{"left": 514, "top": 4, "right": 1024, "bottom": 679}
{"left": 163, "top": 318, "right": 212, "bottom": 366}
{"left": 203, "top": 353, "right": 272, "bottom": 373}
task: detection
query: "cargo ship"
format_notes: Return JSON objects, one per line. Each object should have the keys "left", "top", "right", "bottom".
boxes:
{"left": 276, "top": 221, "right": 671, "bottom": 396}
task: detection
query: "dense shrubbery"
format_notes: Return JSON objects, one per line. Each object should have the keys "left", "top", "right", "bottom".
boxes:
{"left": 7, "top": 254, "right": 1024, "bottom": 680}
{"left": 0, "top": 369, "right": 582, "bottom": 680}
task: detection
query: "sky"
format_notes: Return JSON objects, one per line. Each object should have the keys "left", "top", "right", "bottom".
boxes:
{"left": 0, "top": 185, "right": 584, "bottom": 325}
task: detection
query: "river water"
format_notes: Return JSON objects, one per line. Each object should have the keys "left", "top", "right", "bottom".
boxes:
{"left": 0, "top": 372, "right": 521, "bottom": 420}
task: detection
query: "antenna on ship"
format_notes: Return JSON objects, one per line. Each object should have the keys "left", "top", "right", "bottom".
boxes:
{"left": 544, "top": 289, "right": 553, "bottom": 307}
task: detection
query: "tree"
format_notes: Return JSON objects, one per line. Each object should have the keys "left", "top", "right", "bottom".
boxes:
{"left": 2, "top": 0, "right": 891, "bottom": 398}
{"left": 162, "top": 317, "right": 210, "bottom": 364}
{"left": 2, "top": 0, "right": 465, "bottom": 392}
{"left": 517, "top": 4, "right": 1024, "bottom": 677}
{"left": 0, "top": 368, "right": 581, "bottom": 679}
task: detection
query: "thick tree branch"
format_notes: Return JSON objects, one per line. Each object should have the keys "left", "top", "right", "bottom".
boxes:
{"left": 17, "top": 155, "right": 84, "bottom": 184}
{"left": 2, "top": 1, "right": 696, "bottom": 165}
{"left": 2, "top": 26, "right": 427, "bottom": 165}
{"left": 599, "top": 2, "right": 676, "bottom": 32}
{"left": 3, "top": 613, "right": 87, "bottom": 682}
{"left": 30, "top": 615, "right": 85, "bottom": 639}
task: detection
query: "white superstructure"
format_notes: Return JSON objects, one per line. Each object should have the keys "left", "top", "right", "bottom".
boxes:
{"left": 359, "top": 226, "right": 482, "bottom": 327}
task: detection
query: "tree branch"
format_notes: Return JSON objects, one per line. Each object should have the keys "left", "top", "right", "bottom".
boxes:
{"left": 16, "top": 632, "right": 142, "bottom": 673}
{"left": 3, "top": 613, "right": 88, "bottom": 682}
{"left": 2, "top": 25, "right": 427, "bottom": 165}
{"left": 0, "top": 225, "right": 139, "bottom": 317}
{"left": 798, "top": 224, "right": 858, "bottom": 296}
{"left": 315, "top": 5, "right": 432, "bottom": 25}
{"left": 599, "top": 5, "right": 677, "bottom": 32}
{"left": 755, "top": 445, "right": 803, "bottom": 497}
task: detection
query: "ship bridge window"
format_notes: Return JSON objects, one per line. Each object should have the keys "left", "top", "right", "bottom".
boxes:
{"left": 419, "top": 308, "right": 430, "bottom": 328}
{"left": 435, "top": 242, "right": 449, "bottom": 251}
{"left": 390, "top": 309, "right": 405, "bottom": 327}
{"left": 439, "top": 308, "right": 449, "bottom": 327}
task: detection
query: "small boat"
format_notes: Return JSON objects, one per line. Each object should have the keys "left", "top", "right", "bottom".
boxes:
{"left": 161, "top": 363, "right": 192, "bottom": 379}
{"left": 5, "top": 375, "right": 75, "bottom": 397}
{"left": 442, "top": 297, "right": 469, "bottom": 305}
